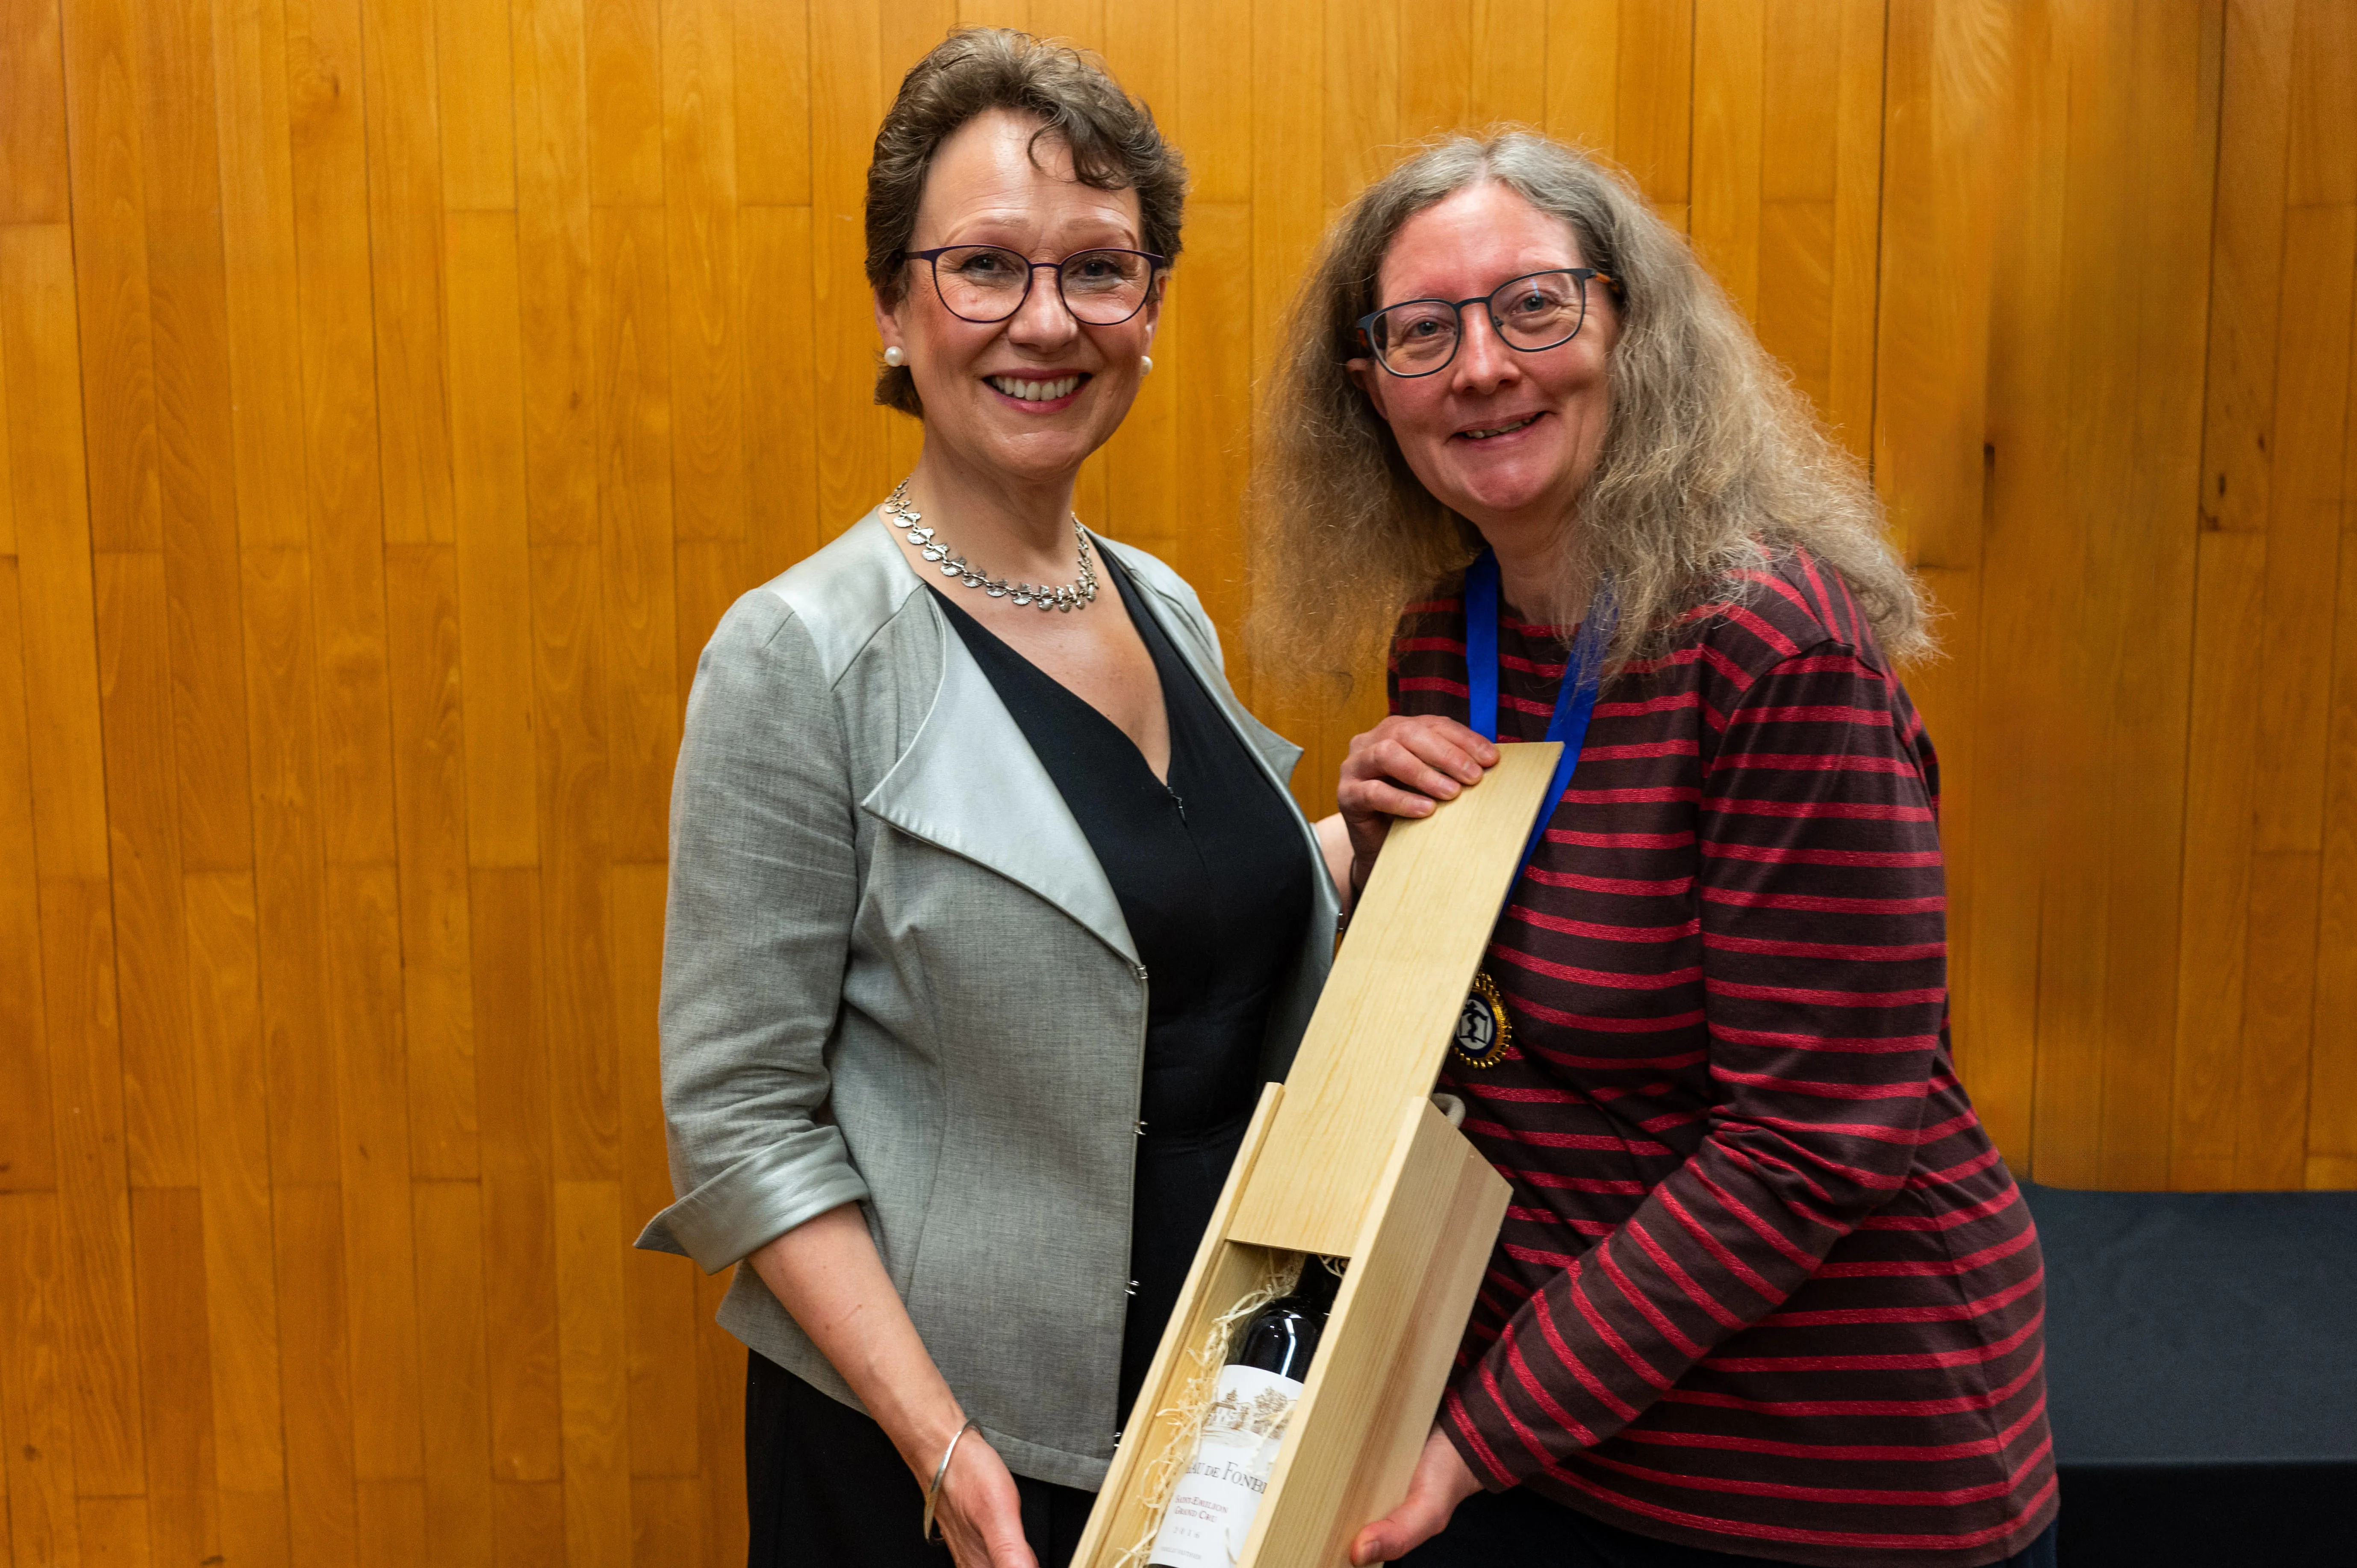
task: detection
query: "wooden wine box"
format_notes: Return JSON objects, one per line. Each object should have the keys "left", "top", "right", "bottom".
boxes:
{"left": 1071, "top": 744, "right": 1564, "bottom": 1568}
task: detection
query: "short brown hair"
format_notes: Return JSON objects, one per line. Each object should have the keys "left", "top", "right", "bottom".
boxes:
{"left": 866, "top": 28, "right": 1187, "bottom": 416}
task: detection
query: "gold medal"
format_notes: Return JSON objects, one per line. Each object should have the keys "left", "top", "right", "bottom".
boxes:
{"left": 1451, "top": 970, "right": 1513, "bottom": 1070}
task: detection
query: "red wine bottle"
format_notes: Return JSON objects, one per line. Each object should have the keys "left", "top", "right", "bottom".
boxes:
{"left": 1148, "top": 1259, "right": 1344, "bottom": 1567}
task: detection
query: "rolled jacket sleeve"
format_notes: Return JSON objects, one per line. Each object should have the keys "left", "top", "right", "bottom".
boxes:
{"left": 635, "top": 595, "right": 872, "bottom": 1272}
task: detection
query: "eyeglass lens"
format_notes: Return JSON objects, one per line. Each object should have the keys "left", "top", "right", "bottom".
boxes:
{"left": 929, "top": 246, "right": 1155, "bottom": 325}
{"left": 1368, "top": 271, "right": 1590, "bottom": 374}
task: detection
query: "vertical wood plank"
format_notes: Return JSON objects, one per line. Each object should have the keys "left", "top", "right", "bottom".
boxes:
{"left": 2197, "top": 0, "right": 2291, "bottom": 535}
{"left": 239, "top": 548, "right": 339, "bottom": 1186}
{"left": 1, "top": 225, "right": 111, "bottom": 882}
{"left": 557, "top": 1180, "right": 632, "bottom": 1568}
{"left": 0, "top": 562, "right": 58, "bottom": 1193}
{"left": 1094, "top": 0, "right": 1178, "bottom": 568}
{"left": 41, "top": 874, "right": 147, "bottom": 1494}
{"left": 2092, "top": 0, "right": 2218, "bottom": 1191}
{"left": 692, "top": 1265, "right": 745, "bottom": 1568}
{"left": 739, "top": 204, "right": 819, "bottom": 587}
{"left": 415, "top": 1179, "right": 496, "bottom": 1568}
{"left": 93, "top": 553, "right": 199, "bottom": 1190}
{"left": 2171, "top": 529, "right": 2265, "bottom": 1188}
{"left": 132, "top": 0, "right": 255, "bottom": 878}
{"left": 1544, "top": 0, "right": 1620, "bottom": 157}
{"left": 1247, "top": 0, "right": 1331, "bottom": 800}
{"left": 0, "top": 1194, "right": 84, "bottom": 1568}
{"left": 631, "top": 1476, "right": 703, "bottom": 1568}
{"left": 531, "top": 542, "right": 621, "bottom": 1183}
{"left": 1689, "top": 0, "right": 1763, "bottom": 319}
{"left": 1170, "top": 205, "right": 1253, "bottom": 688}
{"left": 1874, "top": 0, "right": 2012, "bottom": 1145}
{"left": 2312, "top": 539, "right": 2357, "bottom": 1179}
{"left": 1751, "top": 0, "right": 1846, "bottom": 421}
{"left": 354, "top": 1480, "right": 430, "bottom": 1568}
{"left": 183, "top": 874, "right": 288, "bottom": 1519}
{"left": 2024, "top": 0, "right": 2131, "bottom": 1189}
{"left": 1824, "top": 0, "right": 1883, "bottom": 461}
{"left": 363, "top": 0, "right": 459, "bottom": 548}
{"left": 586, "top": 0, "right": 665, "bottom": 206}
{"left": 59, "top": 0, "right": 163, "bottom": 553}
{"left": 735, "top": 0, "right": 810, "bottom": 207}
{"left": 661, "top": 0, "right": 746, "bottom": 546}
{"left": 616, "top": 864, "right": 695, "bottom": 1479}
{"left": 1325, "top": 0, "right": 1398, "bottom": 209}
{"left": 472, "top": 867, "right": 563, "bottom": 1483}
{"left": 1178, "top": 0, "right": 1253, "bottom": 202}
{"left": 437, "top": 0, "right": 520, "bottom": 210}
{"left": 444, "top": 211, "right": 542, "bottom": 868}
{"left": 148, "top": 201, "right": 254, "bottom": 878}
{"left": 1031, "top": 0, "right": 1105, "bottom": 48}
{"left": 494, "top": 1480, "right": 567, "bottom": 1568}
{"left": 1468, "top": 0, "right": 1547, "bottom": 130}
{"left": 273, "top": 1185, "right": 359, "bottom": 1568}
{"left": 809, "top": 0, "right": 889, "bottom": 533}
{"left": 0, "top": 0, "right": 71, "bottom": 225}
{"left": 2248, "top": 203, "right": 2354, "bottom": 857}
{"left": 1615, "top": 0, "right": 1694, "bottom": 222}
{"left": 384, "top": 545, "right": 480, "bottom": 1180}
{"left": 1396, "top": 0, "right": 1470, "bottom": 143}
{"left": 287, "top": 0, "right": 402, "bottom": 868}
{"left": 74, "top": 1498, "right": 151, "bottom": 1568}
{"left": 131, "top": 1187, "right": 220, "bottom": 1568}
{"left": 326, "top": 864, "right": 425, "bottom": 1480}
{"left": 2230, "top": 0, "right": 2354, "bottom": 1179}
{"left": 210, "top": 0, "right": 314, "bottom": 552}
{"left": 2238, "top": 850, "right": 2319, "bottom": 1188}
{"left": 515, "top": 0, "right": 602, "bottom": 544}
{"left": 592, "top": 209, "right": 682, "bottom": 866}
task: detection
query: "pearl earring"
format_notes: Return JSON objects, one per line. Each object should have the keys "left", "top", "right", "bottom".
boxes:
{"left": 1140, "top": 354, "right": 1154, "bottom": 376}
{"left": 884, "top": 346, "right": 905, "bottom": 368}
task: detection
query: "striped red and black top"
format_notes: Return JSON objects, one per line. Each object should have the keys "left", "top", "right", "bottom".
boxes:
{"left": 1388, "top": 548, "right": 2057, "bottom": 1567}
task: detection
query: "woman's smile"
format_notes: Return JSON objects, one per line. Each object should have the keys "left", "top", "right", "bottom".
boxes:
{"left": 1454, "top": 410, "right": 1545, "bottom": 442}
{"left": 983, "top": 369, "right": 1091, "bottom": 409}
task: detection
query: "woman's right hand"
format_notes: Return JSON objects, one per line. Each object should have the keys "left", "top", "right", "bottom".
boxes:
{"left": 1337, "top": 716, "right": 1499, "bottom": 897}
{"left": 931, "top": 1429, "right": 1035, "bottom": 1567}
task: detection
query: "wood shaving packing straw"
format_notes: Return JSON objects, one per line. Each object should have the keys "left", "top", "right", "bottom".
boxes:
{"left": 1110, "top": 1250, "right": 1305, "bottom": 1568}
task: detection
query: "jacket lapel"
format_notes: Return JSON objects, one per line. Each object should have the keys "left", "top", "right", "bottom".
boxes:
{"left": 859, "top": 583, "right": 1139, "bottom": 965}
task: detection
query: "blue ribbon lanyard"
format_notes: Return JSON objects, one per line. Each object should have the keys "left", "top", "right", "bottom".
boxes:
{"left": 1462, "top": 549, "right": 1610, "bottom": 882}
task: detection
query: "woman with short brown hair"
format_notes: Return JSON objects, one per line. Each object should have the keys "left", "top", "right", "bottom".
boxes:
{"left": 638, "top": 30, "right": 1335, "bottom": 1568}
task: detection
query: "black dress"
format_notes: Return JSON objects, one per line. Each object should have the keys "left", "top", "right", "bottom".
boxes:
{"left": 744, "top": 548, "right": 1316, "bottom": 1568}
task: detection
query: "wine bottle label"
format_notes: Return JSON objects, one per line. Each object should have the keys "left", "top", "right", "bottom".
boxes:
{"left": 1147, "top": 1363, "right": 1303, "bottom": 1567}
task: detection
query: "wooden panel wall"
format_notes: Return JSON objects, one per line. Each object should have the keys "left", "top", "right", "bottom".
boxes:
{"left": 0, "top": 1, "right": 2350, "bottom": 1564}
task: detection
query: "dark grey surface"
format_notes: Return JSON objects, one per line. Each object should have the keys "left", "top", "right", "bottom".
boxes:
{"left": 2022, "top": 1182, "right": 2357, "bottom": 1465}
{"left": 2021, "top": 1182, "right": 2357, "bottom": 1566}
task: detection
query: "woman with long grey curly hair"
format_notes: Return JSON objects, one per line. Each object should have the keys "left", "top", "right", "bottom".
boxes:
{"left": 1255, "top": 136, "right": 1926, "bottom": 678}
{"left": 1272, "top": 136, "right": 2057, "bottom": 1568}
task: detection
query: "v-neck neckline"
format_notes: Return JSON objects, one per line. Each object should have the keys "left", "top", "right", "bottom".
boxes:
{"left": 928, "top": 548, "right": 1183, "bottom": 790}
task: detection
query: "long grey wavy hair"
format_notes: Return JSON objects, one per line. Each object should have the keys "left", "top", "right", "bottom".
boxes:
{"left": 1251, "top": 132, "right": 1929, "bottom": 677}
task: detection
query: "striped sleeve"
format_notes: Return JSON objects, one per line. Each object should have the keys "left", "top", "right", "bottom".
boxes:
{"left": 1444, "top": 639, "right": 1949, "bottom": 1487}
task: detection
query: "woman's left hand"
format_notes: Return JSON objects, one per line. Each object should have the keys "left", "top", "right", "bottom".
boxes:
{"left": 1336, "top": 715, "right": 1498, "bottom": 897}
{"left": 1350, "top": 1425, "right": 1483, "bottom": 1564}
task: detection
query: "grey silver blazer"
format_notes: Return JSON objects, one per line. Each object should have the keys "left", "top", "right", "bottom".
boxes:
{"left": 634, "top": 512, "right": 1336, "bottom": 1490}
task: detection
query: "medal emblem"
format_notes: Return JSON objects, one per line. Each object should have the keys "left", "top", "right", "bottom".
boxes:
{"left": 1451, "top": 971, "right": 1513, "bottom": 1070}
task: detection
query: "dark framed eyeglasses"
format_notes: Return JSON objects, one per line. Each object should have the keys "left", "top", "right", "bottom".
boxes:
{"left": 900, "top": 245, "right": 1168, "bottom": 327}
{"left": 1354, "top": 267, "right": 1617, "bottom": 377}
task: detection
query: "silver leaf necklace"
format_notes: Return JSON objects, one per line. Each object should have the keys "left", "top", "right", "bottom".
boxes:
{"left": 884, "top": 478, "right": 1098, "bottom": 613}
